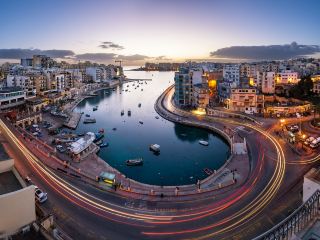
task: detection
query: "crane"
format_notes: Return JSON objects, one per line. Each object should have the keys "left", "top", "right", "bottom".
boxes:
{"left": 115, "top": 60, "right": 123, "bottom": 67}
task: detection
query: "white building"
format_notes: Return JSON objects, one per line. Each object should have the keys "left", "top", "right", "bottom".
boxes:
{"left": 276, "top": 70, "right": 299, "bottom": 84}
{"left": 223, "top": 64, "right": 240, "bottom": 87}
{"left": 6, "top": 75, "right": 36, "bottom": 98}
{"left": 190, "top": 69, "right": 203, "bottom": 85}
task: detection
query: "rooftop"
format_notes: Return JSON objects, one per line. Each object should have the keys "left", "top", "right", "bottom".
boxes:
{"left": 305, "top": 168, "right": 320, "bottom": 183}
{"left": 0, "top": 171, "right": 22, "bottom": 195}
{"left": 0, "top": 143, "right": 10, "bottom": 161}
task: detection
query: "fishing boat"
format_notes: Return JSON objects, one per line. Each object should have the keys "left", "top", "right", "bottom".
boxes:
{"left": 83, "top": 118, "right": 96, "bottom": 124}
{"left": 203, "top": 168, "right": 213, "bottom": 176}
{"left": 138, "top": 103, "right": 141, "bottom": 107}
{"left": 121, "top": 110, "right": 124, "bottom": 116}
{"left": 85, "top": 114, "right": 90, "bottom": 117}
{"left": 150, "top": 144, "right": 160, "bottom": 153}
{"left": 199, "top": 140, "right": 209, "bottom": 146}
{"left": 93, "top": 106, "right": 98, "bottom": 111}
{"left": 126, "top": 158, "right": 143, "bottom": 166}
{"left": 100, "top": 142, "right": 109, "bottom": 148}
{"left": 128, "top": 109, "right": 131, "bottom": 116}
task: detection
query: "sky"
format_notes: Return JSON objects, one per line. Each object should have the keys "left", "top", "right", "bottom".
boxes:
{"left": 0, "top": 0, "right": 320, "bottom": 65}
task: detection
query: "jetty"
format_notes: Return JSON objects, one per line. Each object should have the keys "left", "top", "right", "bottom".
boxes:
{"left": 64, "top": 112, "right": 82, "bottom": 129}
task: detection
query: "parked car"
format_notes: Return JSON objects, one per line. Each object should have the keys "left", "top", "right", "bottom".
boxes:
{"left": 35, "top": 186, "right": 47, "bottom": 203}
{"left": 310, "top": 137, "right": 320, "bottom": 149}
{"left": 56, "top": 145, "right": 66, "bottom": 153}
{"left": 304, "top": 136, "right": 315, "bottom": 145}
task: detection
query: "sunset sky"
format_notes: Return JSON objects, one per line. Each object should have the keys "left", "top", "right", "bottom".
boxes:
{"left": 1, "top": 0, "right": 320, "bottom": 64}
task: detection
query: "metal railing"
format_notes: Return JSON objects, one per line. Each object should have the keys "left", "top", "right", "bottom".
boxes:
{"left": 253, "top": 190, "right": 320, "bottom": 240}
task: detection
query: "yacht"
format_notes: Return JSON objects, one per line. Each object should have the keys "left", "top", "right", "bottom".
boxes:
{"left": 150, "top": 144, "right": 160, "bottom": 153}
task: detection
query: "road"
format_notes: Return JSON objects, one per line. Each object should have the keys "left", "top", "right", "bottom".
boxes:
{"left": 0, "top": 86, "right": 318, "bottom": 239}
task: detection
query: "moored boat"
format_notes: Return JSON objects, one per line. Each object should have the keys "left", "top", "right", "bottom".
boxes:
{"left": 150, "top": 144, "right": 160, "bottom": 153}
{"left": 138, "top": 103, "right": 141, "bottom": 107}
{"left": 83, "top": 118, "right": 96, "bottom": 124}
{"left": 139, "top": 120, "right": 143, "bottom": 124}
{"left": 100, "top": 142, "right": 109, "bottom": 148}
{"left": 93, "top": 106, "right": 98, "bottom": 111}
{"left": 128, "top": 109, "right": 131, "bottom": 116}
{"left": 126, "top": 158, "right": 143, "bottom": 166}
{"left": 94, "top": 132, "right": 104, "bottom": 142}
{"left": 203, "top": 168, "right": 213, "bottom": 175}
{"left": 85, "top": 114, "right": 90, "bottom": 117}
{"left": 199, "top": 140, "right": 209, "bottom": 146}
{"left": 121, "top": 110, "right": 124, "bottom": 116}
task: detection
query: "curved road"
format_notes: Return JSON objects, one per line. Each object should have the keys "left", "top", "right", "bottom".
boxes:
{"left": 0, "top": 85, "right": 314, "bottom": 239}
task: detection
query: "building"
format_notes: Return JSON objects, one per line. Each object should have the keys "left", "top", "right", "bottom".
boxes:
{"left": 29, "top": 74, "right": 49, "bottom": 96}
{"left": 32, "top": 55, "right": 54, "bottom": 68}
{"left": 0, "top": 87, "right": 26, "bottom": 110}
{"left": 228, "top": 87, "right": 264, "bottom": 114}
{"left": 256, "top": 71, "right": 275, "bottom": 94}
{"left": 193, "top": 83, "right": 210, "bottom": 109}
{"left": 223, "top": 64, "right": 240, "bottom": 87}
{"left": 6, "top": 75, "right": 36, "bottom": 98}
{"left": 20, "top": 58, "right": 33, "bottom": 67}
{"left": 303, "top": 168, "right": 320, "bottom": 203}
{"left": 311, "top": 75, "right": 320, "bottom": 94}
{"left": 0, "top": 143, "right": 36, "bottom": 238}
{"left": 85, "top": 67, "right": 106, "bottom": 82}
{"left": 276, "top": 70, "right": 299, "bottom": 84}
{"left": 174, "top": 68, "right": 193, "bottom": 107}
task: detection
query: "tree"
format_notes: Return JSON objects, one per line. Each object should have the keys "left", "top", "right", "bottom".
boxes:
{"left": 289, "top": 75, "right": 314, "bottom": 99}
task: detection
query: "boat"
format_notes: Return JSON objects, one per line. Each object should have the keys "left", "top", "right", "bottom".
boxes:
{"left": 70, "top": 132, "right": 95, "bottom": 155}
{"left": 121, "top": 110, "right": 124, "bottom": 116}
{"left": 126, "top": 158, "right": 143, "bottom": 166}
{"left": 95, "top": 140, "right": 103, "bottom": 145}
{"left": 128, "top": 109, "right": 131, "bottom": 116}
{"left": 155, "top": 116, "right": 159, "bottom": 119}
{"left": 141, "top": 89, "right": 143, "bottom": 91}
{"left": 150, "top": 144, "right": 160, "bottom": 153}
{"left": 93, "top": 106, "right": 98, "bottom": 111}
{"left": 77, "top": 132, "right": 85, "bottom": 137}
{"left": 203, "top": 168, "right": 213, "bottom": 176}
{"left": 85, "top": 114, "right": 90, "bottom": 117}
{"left": 98, "top": 128, "right": 104, "bottom": 133}
{"left": 138, "top": 103, "right": 141, "bottom": 107}
{"left": 139, "top": 120, "right": 143, "bottom": 124}
{"left": 112, "top": 128, "right": 117, "bottom": 131}
{"left": 83, "top": 118, "right": 96, "bottom": 124}
{"left": 199, "top": 140, "right": 209, "bottom": 146}
{"left": 94, "top": 132, "right": 104, "bottom": 142}
{"left": 100, "top": 142, "right": 109, "bottom": 148}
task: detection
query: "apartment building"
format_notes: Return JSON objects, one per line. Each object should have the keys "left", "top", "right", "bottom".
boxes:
{"left": 228, "top": 87, "right": 264, "bottom": 113}
{"left": 256, "top": 71, "right": 275, "bottom": 94}
{"left": 311, "top": 75, "right": 320, "bottom": 95}
{"left": 6, "top": 75, "right": 36, "bottom": 98}
{"left": 193, "top": 83, "right": 210, "bottom": 109}
{"left": 174, "top": 68, "right": 193, "bottom": 107}
{"left": 276, "top": 70, "right": 299, "bottom": 84}
{"left": 223, "top": 64, "right": 240, "bottom": 87}
{"left": 85, "top": 67, "right": 106, "bottom": 82}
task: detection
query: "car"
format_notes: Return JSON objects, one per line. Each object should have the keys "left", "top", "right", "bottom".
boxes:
{"left": 56, "top": 145, "right": 66, "bottom": 153}
{"left": 35, "top": 186, "right": 47, "bottom": 203}
{"left": 25, "top": 176, "right": 32, "bottom": 183}
{"left": 304, "top": 136, "right": 315, "bottom": 145}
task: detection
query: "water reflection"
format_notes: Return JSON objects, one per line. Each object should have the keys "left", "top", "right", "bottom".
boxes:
{"left": 174, "top": 123, "right": 209, "bottom": 142}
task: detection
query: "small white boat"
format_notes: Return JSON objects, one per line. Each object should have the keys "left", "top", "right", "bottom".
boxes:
{"left": 199, "top": 140, "right": 209, "bottom": 146}
{"left": 150, "top": 144, "right": 160, "bottom": 153}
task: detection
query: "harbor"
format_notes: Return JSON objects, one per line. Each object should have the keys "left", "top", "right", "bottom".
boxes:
{"left": 71, "top": 69, "right": 230, "bottom": 186}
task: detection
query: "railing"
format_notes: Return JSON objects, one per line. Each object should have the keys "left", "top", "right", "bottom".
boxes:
{"left": 253, "top": 190, "right": 320, "bottom": 240}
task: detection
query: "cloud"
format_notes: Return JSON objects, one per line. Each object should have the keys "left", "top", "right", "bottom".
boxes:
{"left": 210, "top": 42, "right": 320, "bottom": 60}
{"left": 116, "top": 54, "right": 150, "bottom": 61}
{"left": 0, "top": 48, "right": 74, "bottom": 59}
{"left": 75, "top": 53, "right": 117, "bottom": 62}
{"left": 154, "top": 55, "right": 172, "bottom": 61}
{"left": 98, "top": 41, "right": 124, "bottom": 50}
